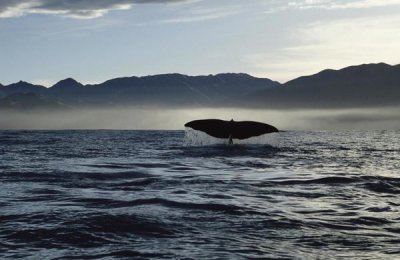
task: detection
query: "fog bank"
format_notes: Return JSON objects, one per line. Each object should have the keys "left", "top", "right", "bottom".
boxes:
{"left": 1, "top": 107, "right": 399, "bottom": 130}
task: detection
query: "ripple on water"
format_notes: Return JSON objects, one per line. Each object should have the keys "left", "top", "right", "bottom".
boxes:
{"left": 0, "top": 130, "right": 399, "bottom": 259}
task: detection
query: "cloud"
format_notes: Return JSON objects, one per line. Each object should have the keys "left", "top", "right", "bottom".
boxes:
{"left": 3, "top": 0, "right": 399, "bottom": 19}
{"left": 144, "top": 4, "right": 242, "bottom": 24}
{"left": 294, "top": 0, "right": 400, "bottom": 9}
{"left": 244, "top": 15, "right": 400, "bottom": 82}
{"left": 263, "top": 0, "right": 400, "bottom": 13}
{"left": 0, "top": 0, "right": 187, "bottom": 19}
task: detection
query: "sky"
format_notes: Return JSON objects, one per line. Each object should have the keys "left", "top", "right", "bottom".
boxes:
{"left": 1, "top": 0, "right": 400, "bottom": 86}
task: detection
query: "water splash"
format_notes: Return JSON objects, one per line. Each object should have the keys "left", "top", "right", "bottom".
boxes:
{"left": 183, "top": 128, "right": 280, "bottom": 146}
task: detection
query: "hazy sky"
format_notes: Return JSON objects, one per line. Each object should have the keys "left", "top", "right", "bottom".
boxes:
{"left": 1, "top": 0, "right": 400, "bottom": 86}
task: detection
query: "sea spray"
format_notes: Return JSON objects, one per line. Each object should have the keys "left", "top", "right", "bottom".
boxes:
{"left": 184, "top": 128, "right": 280, "bottom": 146}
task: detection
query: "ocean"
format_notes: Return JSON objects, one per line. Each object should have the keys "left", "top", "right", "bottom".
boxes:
{"left": 0, "top": 130, "right": 399, "bottom": 259}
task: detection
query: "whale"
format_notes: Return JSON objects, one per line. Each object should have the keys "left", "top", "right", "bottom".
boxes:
{"left": 185, "top": 119, "right": 278, "bottom": 143}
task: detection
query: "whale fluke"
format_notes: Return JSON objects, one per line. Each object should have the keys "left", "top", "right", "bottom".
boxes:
{"left": 184, "top": 119, "right": 278, "bottom": 140}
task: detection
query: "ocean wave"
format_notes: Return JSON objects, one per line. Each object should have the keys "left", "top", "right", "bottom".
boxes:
{"left": 1, "top": 130, "right": 399, "bottom": 259}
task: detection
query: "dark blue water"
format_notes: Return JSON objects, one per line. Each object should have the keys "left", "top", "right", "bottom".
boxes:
{"left": 0, "top": 130, "right": 399, "bottom": 259}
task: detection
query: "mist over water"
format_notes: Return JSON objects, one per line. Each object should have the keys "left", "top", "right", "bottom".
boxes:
{"left": 1, "top": 106, "right": 400, "bottom": 130}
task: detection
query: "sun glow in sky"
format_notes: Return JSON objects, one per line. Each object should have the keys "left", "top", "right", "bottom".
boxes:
{"left": 1, "top": 0, "right": 400, "bottom": 86}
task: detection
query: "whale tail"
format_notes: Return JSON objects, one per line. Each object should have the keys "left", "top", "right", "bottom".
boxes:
{"left": 185, "top": 119, "right": 279, "bottom": 142}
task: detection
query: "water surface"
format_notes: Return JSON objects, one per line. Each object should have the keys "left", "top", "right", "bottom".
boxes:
{"left": 0, "top": 130, "right": 399, "bottom": 259}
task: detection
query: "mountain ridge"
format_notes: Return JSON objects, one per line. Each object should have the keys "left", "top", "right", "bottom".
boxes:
{"left": 51, "top": 78, "right": 83, "bottom": 90}
{"left": 239, "top": 62, "right": 400, "bottom": 109}
{"left": 1, "top": 63, "right": 399, "bottom": 109}
{"left": 0, "top": 73, "right": 279, "bottom": 109}
{"left": 0, "top": 92, "right": 69, "bottom": 110}
{"left": 0, "top": 81, "right": 47, "bottom": 97}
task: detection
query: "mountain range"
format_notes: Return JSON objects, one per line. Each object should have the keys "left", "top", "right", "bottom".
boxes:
{"left": 0, "top": 73, "right": 278, "bottom": 109}
{"left": 240, "top": 62, "right": 400, "bottom": 109}
{"left": 0, "top": 63, "right": 399, "bottom": 110}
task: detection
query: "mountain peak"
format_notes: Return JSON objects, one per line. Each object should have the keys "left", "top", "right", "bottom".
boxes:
{"left": 4, "top": 81, "right": 46, "bottom": 90}
{"left": 140, "top": 73, "right": 187, "bottom": 80}
{"left": 62, "top": 77, "right": 78, "bottom": 82}
{"left": 51, "top": 78, "right": 83, "bottom": 89}
{"left": 342, "top": 62, "right": 392, "bottom": 71}
{"left": 10, "top": 80, "right": 35, "bottom": 86}
{"left": 215, "top": 72, "right": 252, "bottom": 77}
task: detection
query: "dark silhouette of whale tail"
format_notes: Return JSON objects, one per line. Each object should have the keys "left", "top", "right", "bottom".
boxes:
{"left": 185, "top": 119, "right": 278, "bottom": 144}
